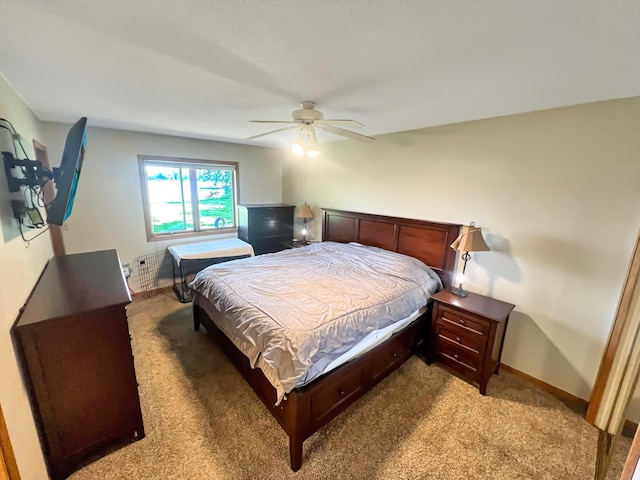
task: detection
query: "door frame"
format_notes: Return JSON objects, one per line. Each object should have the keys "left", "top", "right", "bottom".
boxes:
{"left": 0, "top": 402, "right": 20, "bottom": 480}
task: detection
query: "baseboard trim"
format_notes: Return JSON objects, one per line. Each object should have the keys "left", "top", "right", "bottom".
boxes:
{"left": 0, "top": 402, "right": 21, "bottom": 479}
{"left": 500, "top": 363, "right": 638, "bottom": 435}
{"left": 499, "top": 363, "right": 588, "bottom": 409}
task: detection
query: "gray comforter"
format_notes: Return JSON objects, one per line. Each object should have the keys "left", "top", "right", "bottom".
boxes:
{"left": 190, "top": 241, "right": 442, "bottom": 403}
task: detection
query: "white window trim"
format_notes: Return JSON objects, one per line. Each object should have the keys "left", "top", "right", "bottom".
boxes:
{"left": 138, "top": 155, "right": 240, "bottom": 242}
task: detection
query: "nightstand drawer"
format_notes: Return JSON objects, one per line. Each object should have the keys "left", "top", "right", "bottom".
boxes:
{"left": 435, "top": 342, "right": 480, "bottom": 379}
{"left": 436, "top": 340, "right": 480, "bottom": 369}
{"left": 437, "top": 305, "right": 490, "bottom": 337}
{"left": 434, "top": 323, "right": 484, "bottom": 358}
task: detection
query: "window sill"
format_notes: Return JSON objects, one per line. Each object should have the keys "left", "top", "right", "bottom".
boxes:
{"left": 146, "top": 228, "right": 238, "bottom": 242}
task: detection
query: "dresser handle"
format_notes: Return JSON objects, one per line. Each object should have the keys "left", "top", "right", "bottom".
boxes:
{"left": 459, "top": 319, "right": 465, "bottom": 325}
{"left": 454, "top": 354, "right": 459, "bottom": 359}
{"left": 392, "top": 352, "right": 398, "bottom": 358}
{"left": 338, "top": 389, "right": 346, "bottom": 396}
{"left": 456, "top": 337, "right": 461, "bottom": 343}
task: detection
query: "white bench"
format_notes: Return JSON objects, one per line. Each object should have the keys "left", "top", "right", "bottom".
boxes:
{"left": 168, "top": 238, "right": 255, "bottom": 302}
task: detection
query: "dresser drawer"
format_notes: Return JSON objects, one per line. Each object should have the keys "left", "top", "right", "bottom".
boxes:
{"left": 251, "top": 221, "right": 292, "bottom": 237}
{"left": 249, "top": 207, "right": 293, "bottom": 222}
{"left": 436, "top": 305, "right": 490, "bottom": 337}
{"left": 434, "top": 323, "right": 484, "bottom": 359}
{"left": 251, "top": 237, "right": 290, "bottom": 255}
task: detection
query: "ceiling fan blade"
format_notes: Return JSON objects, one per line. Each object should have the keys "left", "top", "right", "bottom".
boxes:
{"left": 316, "top": 119, "right": 364, "bottom": 128}
{"left": 246, "top": 126, "right": 299, "bottom": 140}
{"left": 248, "top": 120, "right": 298, "bottom": 124}
{"left": 318, "top": 124, "right": 375, "bottom": 143}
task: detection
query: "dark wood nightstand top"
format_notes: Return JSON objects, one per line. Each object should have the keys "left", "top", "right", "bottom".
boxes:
{"left": 282, "top": 239, "right": 307, "bottom": 249}
{"left": 432, "top": 289, "right": 515, "bottom": 323}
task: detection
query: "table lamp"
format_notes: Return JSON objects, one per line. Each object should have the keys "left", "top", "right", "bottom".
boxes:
{"left": 297, "top": 202, "right": 314, "bottom": 244}
{"left": 450, "top": 221, "right": 490, "bottom": 297}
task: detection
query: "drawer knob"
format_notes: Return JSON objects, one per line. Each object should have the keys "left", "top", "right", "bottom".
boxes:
{"left": 392, "top": 352, "right": 398, "bottom": 358}
{"left": 456, "top": 337, "right": 461, "bottom": 343}
{"left": 459, "top": 319, "right": 465, "bottom": 325}
{"left": 454, "top": 354, "right": 459, "bottom": 359}
{"left": 338, "top": 389, "right": 346, "bottom": 396}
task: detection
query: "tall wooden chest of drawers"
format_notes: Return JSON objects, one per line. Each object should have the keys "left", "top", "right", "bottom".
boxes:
{"left": 427, "top": 289, "right": 515, "bottom": 394}
{"left": 13, "top": 250, "right": 144, "bottom": 479}
{"left": 237, "top": 204, "right": 294, "bottom": 255}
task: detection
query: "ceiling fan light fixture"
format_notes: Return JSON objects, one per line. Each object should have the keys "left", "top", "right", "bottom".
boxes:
{"left": 247, "top": 102, "right": 374, "bottom": 146}
{"left": 291, "top": 135, "right": 305, "bottom": 157}
{"left": 306, "top": 136, "right": 320, "bottom": 157}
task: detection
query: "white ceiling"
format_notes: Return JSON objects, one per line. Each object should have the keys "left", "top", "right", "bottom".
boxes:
{"left": 0, "top": 0, "right": 638, "bottom": 148}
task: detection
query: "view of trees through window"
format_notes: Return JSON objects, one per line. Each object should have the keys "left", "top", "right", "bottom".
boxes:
{"left": 143, "top": 161, "right": 236, "bottom": 236}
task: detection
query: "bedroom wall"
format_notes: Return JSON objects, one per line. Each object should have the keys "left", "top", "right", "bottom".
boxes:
{"left": 39, "top": 124, "right": 283, "bottom": 291}
{"left": 282, "top": 97, "right": 640, "bottom": 411}
{"left": 0, "top": 75, "right": 50, "bottom": 479}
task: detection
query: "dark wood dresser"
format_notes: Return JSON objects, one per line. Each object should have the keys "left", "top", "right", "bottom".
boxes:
{"left": 237, "top": 203, "right": 294, "bottom": 255}
{"left": 13, "top": 250, "right": 144, "bottom": 480}
{"left": 427, "top": 288, "right": 515, "bottom": 394}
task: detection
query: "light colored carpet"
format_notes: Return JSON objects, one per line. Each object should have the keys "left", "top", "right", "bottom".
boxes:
{"left": 70, "top": 291, "right": 631, "bottom": 480}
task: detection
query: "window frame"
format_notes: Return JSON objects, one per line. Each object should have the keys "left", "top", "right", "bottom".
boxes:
{"left": 138, "top": 155, "right": 240, "bottom": 242}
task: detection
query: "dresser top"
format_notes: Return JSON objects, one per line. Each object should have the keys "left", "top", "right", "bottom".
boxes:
{"left": 17, "top": 250, "right": 131, "bottom": 326}
{"left": 432, "top": 288, "right": 515, "bottom": 322}
{"left": 239, "top": 203, "right": 294, "bottom": 208}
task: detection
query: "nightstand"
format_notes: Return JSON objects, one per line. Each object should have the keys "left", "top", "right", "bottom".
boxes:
{"left": 426, "top": 288, "right": 515, "bottom": 395}
{"left": 281, "top": 239, "right": 307, "bottom": 249}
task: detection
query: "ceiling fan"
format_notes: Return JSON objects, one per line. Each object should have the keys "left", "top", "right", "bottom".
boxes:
{"left": 247, "top": 101, "right": 375, "bottom": 145}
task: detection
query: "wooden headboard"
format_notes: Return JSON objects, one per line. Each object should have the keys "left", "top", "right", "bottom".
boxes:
{"left": 322, "top": 209, "right": 461, "bottom": 289}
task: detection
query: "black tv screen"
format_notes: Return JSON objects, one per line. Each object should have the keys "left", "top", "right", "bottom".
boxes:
{"left": 47, "top": 117, "right": 87, "bottom": 226}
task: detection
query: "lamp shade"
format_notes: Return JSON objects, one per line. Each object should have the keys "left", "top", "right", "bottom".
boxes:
{"left": 291, "top": 134, "right": 305, "bottom": 157}
{"left": 450, "top": 223, "right": 490, "bottom": 252}
{"left": 306, "top": 136, "right": 320, "bottom": 158}
{"left": 297, "top": 202, "right": 314, "bottom": 219}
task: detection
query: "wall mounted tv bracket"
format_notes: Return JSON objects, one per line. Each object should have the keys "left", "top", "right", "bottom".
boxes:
{"left": 2, "top": 151, "right": 55, "bottom": 192}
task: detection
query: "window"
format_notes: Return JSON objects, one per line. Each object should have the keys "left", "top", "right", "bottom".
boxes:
{"left": 138, "top": 155, "right": 239, "bottom": 241}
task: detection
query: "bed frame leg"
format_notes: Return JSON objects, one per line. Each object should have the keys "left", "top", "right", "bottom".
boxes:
{"left": 193, "top": 305, "right": 201, "bottom": 331}
{"left": 289, "top": 436, "right": 303, "bottom": 471}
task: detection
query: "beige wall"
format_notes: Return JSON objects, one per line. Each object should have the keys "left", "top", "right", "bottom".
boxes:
{"left": 0, "top": 75, "right": 50, "bottom": 479}
{"left": 40, "top": 124, "right": 284, "bottom": 291}
{"left": 283, "top": 97, "right": 640, "bottom": 406}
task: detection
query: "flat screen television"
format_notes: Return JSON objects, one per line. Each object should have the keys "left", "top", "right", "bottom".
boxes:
{"left": 47, "top": 117, "right": 87, "bottom": 226}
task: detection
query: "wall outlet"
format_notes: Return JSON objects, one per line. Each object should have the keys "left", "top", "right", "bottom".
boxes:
{"left": 11, "top": 200, "right": 26, "bottom": 219}
{"left": 122, "top": 264, "right": 131, "bottom": 278}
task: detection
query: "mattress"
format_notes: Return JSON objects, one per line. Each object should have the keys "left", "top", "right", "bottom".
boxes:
{"left": 298, "top": 305, "right": 428, "bottom": 387}
{"left": 190, "top": 241, "right": 442, "bottom": 403}
{"left": 168, "top": 237, "right": 255, "bottom": 266}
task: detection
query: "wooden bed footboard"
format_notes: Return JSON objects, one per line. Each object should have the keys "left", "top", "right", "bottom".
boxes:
{"left": 193, "top": 303, "right": 430, "bottom": 471}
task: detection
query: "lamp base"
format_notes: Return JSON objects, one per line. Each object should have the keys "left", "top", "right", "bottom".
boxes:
{"left": 451, "top": 285, "right": 468, "bottom": 298}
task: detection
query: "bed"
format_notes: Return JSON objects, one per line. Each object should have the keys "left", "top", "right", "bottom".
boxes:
{"left": 191, "top": 209, "right": 461, "bottom": 470}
